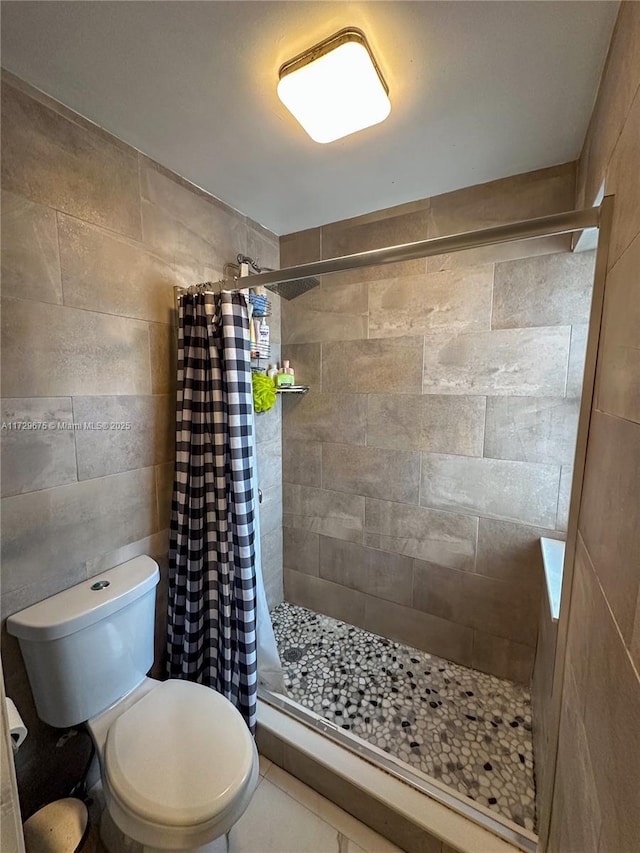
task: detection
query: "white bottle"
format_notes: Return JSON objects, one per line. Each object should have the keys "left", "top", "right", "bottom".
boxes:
{"left": 258, "top": 319, "right": 270, "bottom": 357}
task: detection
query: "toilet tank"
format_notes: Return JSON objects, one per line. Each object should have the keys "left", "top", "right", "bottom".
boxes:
{"left": 7, "top": 556, "right": 160, "bottom": 728}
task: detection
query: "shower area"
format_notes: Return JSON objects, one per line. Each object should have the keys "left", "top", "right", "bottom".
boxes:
{"left": 249, "top": 187, "right": 601, "bottom": 850}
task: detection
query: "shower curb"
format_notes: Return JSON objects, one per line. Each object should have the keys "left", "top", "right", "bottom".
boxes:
{"left": 257, "top": 698, "right": 533, "bottom": 853}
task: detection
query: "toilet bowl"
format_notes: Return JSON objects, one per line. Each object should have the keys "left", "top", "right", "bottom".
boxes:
{"left": 90, "top": 678, "right": 259, "bottom": 852}
{"left": 6, "top": 556, "right": 259, "bottom": 853}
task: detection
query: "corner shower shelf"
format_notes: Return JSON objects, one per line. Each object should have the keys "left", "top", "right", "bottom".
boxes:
{"left": 276, "top": 385, "right": 310, "bottom": 394}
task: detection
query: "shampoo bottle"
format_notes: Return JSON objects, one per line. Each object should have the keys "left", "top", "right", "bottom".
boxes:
{"left": 258, "top": 319, "right": 270, "bottom": 357}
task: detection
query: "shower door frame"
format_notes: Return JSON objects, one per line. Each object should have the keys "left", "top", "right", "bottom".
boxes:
{"left": 255, "top": 196, "right": 614, "bottom": 853}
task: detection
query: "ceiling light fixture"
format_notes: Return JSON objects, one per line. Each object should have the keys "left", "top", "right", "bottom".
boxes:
{"left": 277, "top": 27, "right": 391, "bottom": 144}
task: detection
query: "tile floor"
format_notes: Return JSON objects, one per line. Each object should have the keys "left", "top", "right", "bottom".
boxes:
{"left": 91, "top": 758, "right": 400, "bottom": 853}
{"left": 271, "top": 602, "right": 536, "bottom": 831}
{"left": 229, "top": 756, "right": 402, "bottom": 853}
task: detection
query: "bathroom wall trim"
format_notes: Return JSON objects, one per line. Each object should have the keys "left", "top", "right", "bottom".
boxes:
{"left": 244, "top": 206, "right": 600, "bottom": 287}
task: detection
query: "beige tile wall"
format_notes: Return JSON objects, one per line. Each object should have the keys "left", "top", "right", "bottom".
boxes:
{"left": 547, "top": 5, "right": 640, "bottom": 847}
{"left": 280, "top": 163, "right": 594, "bottom": 684}
{"left": 0, "top": 72, "right": 282, "bottom": 791}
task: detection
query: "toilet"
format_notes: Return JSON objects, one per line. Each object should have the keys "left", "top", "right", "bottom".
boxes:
{"left": 7, "top": 555, "right": 259, "bottom": 852}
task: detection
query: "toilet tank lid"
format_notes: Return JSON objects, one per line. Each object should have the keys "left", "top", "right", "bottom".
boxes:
{"left": 7, "top": 556, "right": 160, "bottom": 642}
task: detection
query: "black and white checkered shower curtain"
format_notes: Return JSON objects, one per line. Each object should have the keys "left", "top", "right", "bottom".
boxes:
{"left": 167, "top": 291, "right": 258, "bottom": 731}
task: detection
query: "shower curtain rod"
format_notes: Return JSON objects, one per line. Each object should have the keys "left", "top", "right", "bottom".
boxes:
{"left": 242, "top": 205, "right": 600, "bottom": 288}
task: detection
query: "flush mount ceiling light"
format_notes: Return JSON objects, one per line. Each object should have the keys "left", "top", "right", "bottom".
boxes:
{"left": 277, "top": 27, "right": 391, "bottom": 144}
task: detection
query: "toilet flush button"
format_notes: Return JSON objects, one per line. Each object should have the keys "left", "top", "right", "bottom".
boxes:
{"left": 90, "top": 580, "right": 110, "bottom": 591}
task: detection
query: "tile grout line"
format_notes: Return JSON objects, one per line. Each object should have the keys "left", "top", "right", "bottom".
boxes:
{"left": 54, "top": 209, "right": 65, "bottom": 306}
{"left": 69, "top": 395, "right": 81, "bottom": 489}
{"left": 3, "top": 291, "right": 173, "bottom": 327}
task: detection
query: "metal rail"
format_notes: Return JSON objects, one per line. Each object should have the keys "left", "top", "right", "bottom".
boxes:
{"left": 245, "top": 206, "right": 600, "bottom": 287}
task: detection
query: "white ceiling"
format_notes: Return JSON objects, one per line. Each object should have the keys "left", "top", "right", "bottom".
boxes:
{"left": 1, "top": 1, "right": 618, "bottom": 235}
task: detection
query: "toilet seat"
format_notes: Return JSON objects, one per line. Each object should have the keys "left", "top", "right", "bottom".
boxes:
{"left": 103, "top": 679, "right": 258, "bottom": 849}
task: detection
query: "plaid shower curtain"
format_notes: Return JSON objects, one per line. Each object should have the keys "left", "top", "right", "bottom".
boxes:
{"left": 167, "top": 291, "right": 258, "bottom": 731}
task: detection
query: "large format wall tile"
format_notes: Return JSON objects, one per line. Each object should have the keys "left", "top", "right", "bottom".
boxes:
{"left": 283, "top": 528, "right": 319, "bottom": 576}
{"left": 263, "top": 564, "right": 283, "bottom": 612}
{"left": 563, "top": 535, "right": 598, "bottom": 710}
{"left": 255, "top": 403, "right": 282, "bottom": 446}
{"left": 1, "top": 81, "right": 141, "bottom": 239}
{"left": 581, "top": 558, "right": 640, "bottom": 853}
{"left": 420, "top": 453, "right": 561, "bottom": 528}
{"left": 280, "top": 228, "right": 321, "bottom": 267}
{"left": 321, "top": 200, "right": 430, "bottom": 258}
{"left": 0, "top": 74, "right": 284, "bottom": 775}
{"left": 428, "top": 164, "right": 575, "bottom": 238}
{"left": 556, "top": 465, "right": 573, "bottom": 532}
{"left": 280, "top": 343, "right": 322, "bottom": 388}
{"left": 258, "top": 485, "right": 282, "bottom": 538}
{"left": 1, "top": 190, "right": 62, "bottom": 304}
{"left": 155, "top": 461, "right": 174, "bottom": 531}
{"left": 596, "top": 232, "right": 640, "bottom": 423}
{"left": 1, "top": 467, "right": 157, "bottom": 596}
{"left": 73, "top": 395, "right": 173, "bottom": 479}
{"left": 492, "top": 251, "right": 595, "bottom": 329}
{"left": 422, "top": 326, "right": 570, "bottom": 396}
{"left": 364, "top": 498, "right": 477, "bottom": 572}
{"left": 368, "top": 265, "right": 493, "bottom": 337}
{"left": 283, "top": 392, "right": 366, "bottom": 445}
{"left": 363, "top": 596, "right": 474, "bottom": 666}
{"left": 366, "top": 393, "right": 485, "bottom": 456}
{"left": 247, "top": 219, "right": 279, "bottom": 274}
{"left": 566, "top": 324, "right": 588, "bottom": 397}
{"left": 282, "top": 439, "right": 321, "bottom": 487}
{"left": 484, "top": 397, "right": 580, "bottom": 464}
{"left": 472, "top": 631, "right": 534, "bottom": 684}
{"left": 548, "top": 10, "right": 640, "bottom": 847}
{"left": 475, "top": 518, "right": 563, "bottom": 585}
{"left": 140, "top": 159, "right": 248, "bottom": 263}
{"left": 412, "top": 560, "right": 538, "bottom": 646}
{"left": 426, "top": 164, "right": 575, "bottom": 271}
{"left": 141, "top": 199, "right": 226, "bottom": 282}
{"left": 319, "top": 536, "right": 413, "bottom": 606}
{"left": 426, "top": 234, "right": 571, "bottom": 274}
{"left": 0, "top": 563, "right": 88, "bottom": 623}
{"left": 579, "top": 411, "right": 640, "bottom": 645}
{"left": 606, "top": 84, "right": 640, "bottom": 267}
{"left": 323, "top": 444, "right": 420, "bottom": 504}
{"left": 548, "top": 665, "right": 601, "bottom": 853}
{"left": 256, "top": 437, "right": 283, "bottom": 493}
{"left": 1, "top": 398, "right": 77, "bottom": 497}
{"left": 1, "top": 299, "right": 151, "bottom": 397}
{"left": 322, "top": 258, "right": 426, "bottom": 288}
{"left": 281, "top": 281, "right": 368, "bottom": 344}
{"left": 84, "top": 529, "right": 170, "bottom": 579}
{"left": 283, "top": 484, "right": 364, "bottom": 544}
{"left": 261, "top": 527, "right": 284, "bottom": 610}
{"left": 285, "top": 569, "right": 366, "bottom": 627}
{"left": 149, "top": 322, "right": 176, "bottom": 396}
{"left": 575, "top": 0, "right": 640, "bottom": 209}
{"left": 58, "top": 214, "right": 176, "bottom": 324}
{"left": 266, "top": 293, "right": 282, "bottom": 346}
{"left": 323, "top": 337, "right": 423, "bottom": 394}
{"left": 632, "top": 596, "right": 640, "bottom": 677}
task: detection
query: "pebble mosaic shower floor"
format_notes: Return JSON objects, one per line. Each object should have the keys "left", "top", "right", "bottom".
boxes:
{"left": 270, "top": 602, "right": 536, "bottom": 832}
